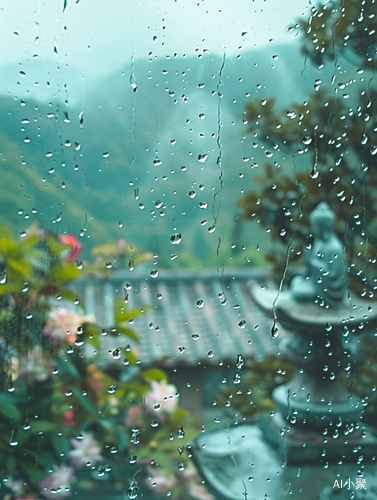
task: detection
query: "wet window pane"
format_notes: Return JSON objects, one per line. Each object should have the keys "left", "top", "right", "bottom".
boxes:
{"left": 1, "top": 0, "right": 377, "bottom": 499}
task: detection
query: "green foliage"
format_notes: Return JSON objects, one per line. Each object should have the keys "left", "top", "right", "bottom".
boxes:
{"left": 0, "top": 226, "right": 207, "bottom": 500}
{"left": 215, "top": 355, "right": 296, "bottom": 419}
{"left": 239, "top": 0, "right": 377, "bottom": 295}
{"left": 299, "top": 0, "right": 377, "bottom": 69}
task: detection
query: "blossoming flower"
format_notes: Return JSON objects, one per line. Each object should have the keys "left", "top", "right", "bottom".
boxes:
{"left": 188, "top": 483, "right": 215, "bottom": 500}
{"left": 68, "top": 432, "right": 103, "bottom": 467}
{"left": 59, "top": 233, "right": 83, "bottom": 262}
{"left": 125, "top": 405, "right": 144, "bottom": 428}
{"left": 43, "top": 307, "right": 84, "bottom": 346}
{"left": 39, "top": 465, "right": 74, "bottom": 500}
{"left": 144, "top": 380, "right": 178, "bottom": 416}
{"left": 145, "top": 466, "right": 177, "bottom": 495}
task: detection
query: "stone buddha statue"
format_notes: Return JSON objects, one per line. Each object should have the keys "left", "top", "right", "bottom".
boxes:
{"left": 290, "top": 202, "right": 346, "bottom": 307}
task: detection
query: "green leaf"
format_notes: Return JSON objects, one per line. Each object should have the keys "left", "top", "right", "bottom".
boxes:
{"left": 58, "top": 287, "right": 81, "bottom": 302}
{"left": 19, "top": 461, "right": 47, "bottom": 482}
{"left": 115, "top": 305, "right": 145, "bottom": 323}
{"left": 30, "top": 420, "right": 60, "bottom": 433}
{"left": 54, "top": 358, "right": 81, "bottom": 380}
{"left": 52, "top": 433, "right": 72, "bottom": 457}
{"left": 50, "top": 261, "right": 81, "bottom": 283}
{"left": 111, "top": 325, "right": 139, "bottom": 342}
{"left": 92, "top": 243, "right": 118, "bottom": 256}
{"left": 84, "top": 322, "right": 100, "bottom": 348}
{"left": 121, "top": 348, "right": 138, "bottom": 366}
{"left": 140, "top": 368, "right": 168, "bottom": 383}
{"left": 71, "top": 387, "right": 100, "bottom": 421}
{"left": 0, "top": 394, "right": 21, "bottom": 421}
{"left": 7, "top": 257, "right": 32, "bottom": 277}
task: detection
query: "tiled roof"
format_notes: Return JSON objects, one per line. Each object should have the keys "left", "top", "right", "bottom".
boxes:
{"left": 73, "top": 268, "right": 284, "bottom": 366}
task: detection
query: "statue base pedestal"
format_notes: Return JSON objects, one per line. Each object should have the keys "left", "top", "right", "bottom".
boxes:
{"left": 258, "top": 412, "right": 377, "bottom": 465}
{"left": 192, "top": 422, "right": 377, "bottom": 500}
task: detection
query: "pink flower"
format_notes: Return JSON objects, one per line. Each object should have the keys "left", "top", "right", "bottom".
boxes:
{"left": 43, "top": 307, "right": 83, "bottom": 347}
{"left": 59, "top": 234, "right": 82, "bottom": 262}
{"left": 144, "top": 380, "right": 178, "bottom": 416}
{"left": 39, "top": 465, "right": 74, "bottom": 499}
{"left": 63, "top": 411, "right": 75, "bottom": 428}
{"left": 68, "top": 432, "right": 103, "bottom": 467}
{"left": 188, "top": 483, "right": 215, "bottom": 500}
{"left": 145, "top": 467, "right": 177, "bottom": 495}
{"left": 125, "top": 405, "right": 144, "bottom": 428}
{"left": 4, "top": 477, "right": 23, "bottom": 495}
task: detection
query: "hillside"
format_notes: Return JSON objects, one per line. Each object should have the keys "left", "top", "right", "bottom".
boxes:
{"left": 0, "top": 43, "right": 361, "bottom": 267}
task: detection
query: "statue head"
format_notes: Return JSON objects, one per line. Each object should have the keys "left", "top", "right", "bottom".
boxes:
{"left": 309, "top": 202, "right": 335, "bottom": 238}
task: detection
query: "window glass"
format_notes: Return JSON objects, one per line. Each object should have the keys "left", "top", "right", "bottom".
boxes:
{"left": 1, "top": 1, "right": 377, "bottom": 499}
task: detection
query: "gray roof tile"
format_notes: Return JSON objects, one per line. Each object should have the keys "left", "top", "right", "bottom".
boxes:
{"left": 73, "top": 268, "right": 284, "bottom": 366}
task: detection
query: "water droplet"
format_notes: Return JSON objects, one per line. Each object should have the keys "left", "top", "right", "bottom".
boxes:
{"left": 177, "top": 445, "right": 184, "bottom": 455}
{"left": 208, "top": 224, "right": 216, "bottom": 233}
{"left": 238, "top": 320, "right": 246, "bottom": 329}
{"left": 233, "top": 373, "right": 241, "bottom": 384}
{"left": 103, "top": 152, "right": 110, "bottom": 158}
{"left": 236, "top": 354, "right": 244, "bottom": 370}
{"left": 76, "top": 261, "right": 83, "bottom": 270}
{"left": 129, "top": 455, "right": 137, "bottom": 464}
{"left": 196, "top": 300, "right": 204, "bottom": 308}
{"left": 127, "top": 481, "right": 139, "bottom": 499}
{"left": 130, "top": 429, "right": 141, "bottom": 445}
{"left": 150, "top": 269, "right": 159, "bottom": 278}
{"left": 177, "top": 426, "right": 185, "bottom": 438}
{"left": 108, "top": 385, "right": 116, "bottom": 394}
{"left": 112, "top": 348, "right": 121, "bottom": 359}
{"left": 271, "top": 322, "right": 279, "bottom": 338}
{"left": 188, "top": 190, "right": 196, "bottom": 198}
{"left": 207, "top": 350, "right": 214, "bottom": 357}
{"left": 23, "top": 419, "right": 31, "bottom": 431}
{"left": 198, "top": 113, "right": 205, "bottom": 120}
{"left": 310, "top": 167, "right": 319, "bottom": 179}
{"left": 153, "top": 159, "right": 162, "bottom": 166}
{"left": 151, "top": 419, "right": 159, "bottom": 428}
{"left": 192, "top": 334, "right": 200, "bottom": 340}
{"left": 302, "top": 136, "right": 312, "bottom": 146}
{"left": 106, "top": 262, "right": 112, "bottom": 269}
{"left": 170, "top": 233, "right": 182, "bottom": 245}
{"left": 198, "top": 153, "right": 208, "bottom": 163}
{"left": 9, "top": 429, "right": 18, "bottom": 447}
{"left": 178, "top": 346, "right": 185, "bottom": 353}
{"left": 0, "top": 271, "right": 6, "bottom": 284}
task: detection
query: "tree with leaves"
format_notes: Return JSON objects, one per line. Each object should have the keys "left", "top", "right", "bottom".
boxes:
{"left": 238, "top": 0, "right": 377, "bottom": 296}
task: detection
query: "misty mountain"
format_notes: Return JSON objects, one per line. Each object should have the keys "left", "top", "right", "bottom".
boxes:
{"left": 0, "top": 42, "right": 361, "bottom": 267}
